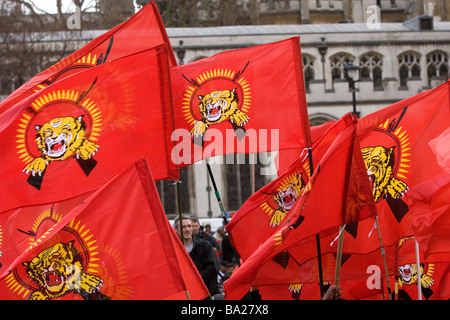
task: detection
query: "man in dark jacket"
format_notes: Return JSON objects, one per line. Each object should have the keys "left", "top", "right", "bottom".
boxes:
{"left": 174, "top": 215, "right": 219, "bottom": 297}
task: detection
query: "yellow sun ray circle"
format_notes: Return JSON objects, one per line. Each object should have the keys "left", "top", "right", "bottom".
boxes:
{"left": 181, "top": 68, "right": 252, "bottom": 125}
{"left": 16, "top": 90, "right": 103, "bottom": 163}
{"left": 375, "top": 120, "right": 411, "bottom": 179}
{"left": 7, "top": 209, "right": 101, "bottom": 299}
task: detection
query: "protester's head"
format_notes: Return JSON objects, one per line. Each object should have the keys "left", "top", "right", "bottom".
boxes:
{"left": 191, "top": 217, "right": 201, "bottom": 236}
{"left": 174, "top": 215, "right": 193, "bottom": 242}
{"left": 216, "top": 227, "right": 225, "bottom": 236}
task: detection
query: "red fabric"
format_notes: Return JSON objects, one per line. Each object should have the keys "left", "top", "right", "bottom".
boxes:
{"left": 224, "top": 116, "right": 376, "bottom": 299}
{"left": 226, "top": 148, "right": 311, "bottom": 261}
{"left": 0, "top": 46, "right": 178, "bottom": 213}
{"left": 0, "top": 1, "right": 176, "bottom": 118}
{"left": 355, "top": 80, "right": 450, "bottom": 250}
{"left": 226, "top": 113, "right": 352, "bottom": 262}
{"left": 170, "top": 37, "right": 311, "bottom": 166}
{"left": 275, "top": 118, "right": 339, "bottom": 175}
{"left": 407, "top": 173, "right": 450, "bottom": 261}
{"left": 0, "top": 158, "right": 208, "bottom": 300}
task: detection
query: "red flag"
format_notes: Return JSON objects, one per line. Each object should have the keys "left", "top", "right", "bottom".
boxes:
{"left": 226, "top": 149, "right": 311, "bottom": 262}
{"left": 170, "top": 37, "right": 311, "bottom": 166}
{"left": 0, "top": 158, "right": 209, "bottom": 300}
{"left": 407, "top": 173, "right": 450, "bottom": 262}
{"left": 0, "top": 1, "right": 176, "bottom": 117}
{"left": 389, "top": 237, "right": 450, "bottom": 300}
{"left": 0, "top": 46, "right": 178, "bottom": 213}
{"left": 226, "top": 113, "right": 353, "bottom": 262}
{"left": 275, "top": 119, "right": 339, "bottom": 176}
{"left": 224, "top": 117, "right": 376, "bottom": 299}
{"left": 356, "top": 80, "right": 450, "bottom": 249}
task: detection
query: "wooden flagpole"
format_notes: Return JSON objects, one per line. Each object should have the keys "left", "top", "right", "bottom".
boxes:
{"left": 394, "top": 240, "right": 400, "bottom": 300}
{"left": 334, "top": 225, "right": 346, "bottom": 289}
{"left": 415, "top": 239, "right": 423, "bottom": 300}
{"left": 306, "top": 148, "right": 325, "bottom": 298}
{"left": 374, "top": 216, "right": 392, "bottom": 300}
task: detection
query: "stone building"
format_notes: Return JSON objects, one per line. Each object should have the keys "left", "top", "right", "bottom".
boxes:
{"left": 166, "top": 17, "right": 450, "bottom": 219}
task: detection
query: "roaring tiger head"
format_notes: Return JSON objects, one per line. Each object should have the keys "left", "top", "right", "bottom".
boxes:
{"left": 274, "top": 173, "right": 305, "bottom": 211}
{"left": 191, "top": 89, "right": 249, "bottom": 138}
{"left": 270, "top": 173, "right": 305, "bottom": 226}
{"left": 23, "top": 115, "right": 99, "bottom": 177}
{"left": 198, "top": 89, "right": 238, "bottom": 125}
{"left": 22, "top": 241, "right": 103, "bottom": 300}
{"left": 35, "top": 115, "right": 87, "bottom": 160}
{"left": 398, "top": 263, "right": 434, "bottom": 289}
{"left": 361, "top": 146, "right": 408, "bottom": 202}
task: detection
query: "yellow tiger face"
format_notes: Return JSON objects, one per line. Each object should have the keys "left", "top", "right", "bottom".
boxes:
{"left": 274, "top": 173, "right": 305, "bottom": 211}
{"left": 361, "top": 146, "right": 408, "bottom": 202}
{"left": 191, "top": 89, "right": 249, "bottom": 137}
{"left": 35, "top": 115, "right": 86, "bottom": 160}
{"left": 198, "top": 89, "right": 238, "bottom": 125}
{"left": 398, "top": 263, "right": 434, "bottom": 289}
{"left": 23, "top": 115, "right": 99, "bottom": 177}
{"left": 22, "top": 241, "right": 103, "bottom": 300}
{"left": 270, "top": 173, "right": 305, "bottom": 226}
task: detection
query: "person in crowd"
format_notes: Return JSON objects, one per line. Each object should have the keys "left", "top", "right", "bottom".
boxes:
{"left": 217, "top": 260, "right": 230, "bottom": 292}
{"left": 191, "top": 217, "right": 221, "bottom": 252}
{"left": 213, "top": 227, "right": 225, "bottom": 242}
{"left": 174, "top": 215, "right": 220, "bottom": 297}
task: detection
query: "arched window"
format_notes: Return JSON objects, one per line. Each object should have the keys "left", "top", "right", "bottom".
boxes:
{"left": 329, "top": 52, "right": 354, "bottom": 81}
{"left": 302, "top": 54, "right": 315, "bottom": 92}
{"left": 309, "top": 113, "right": 338, "bottom": 126}
{"left": 426, "top": 50, "right": 449, "bottom": 85}
{"left": 398, "top": 51, "right": 421, "bottom": 87}
{"left": 360, "top": 52, "right": 383, "bottom": 89}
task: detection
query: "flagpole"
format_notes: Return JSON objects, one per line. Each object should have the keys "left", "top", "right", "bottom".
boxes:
{"left": 205, "top": 159, "right": 228, "bottom": 226}
{"left": 175, "top": 180, "right": 184, "bottom": 246}
{"left": 334, "top": 225, "right": 346, "bottom": 289}
{"left": 251, "top": 154, "right": 256, "bottom": 195}
{"left": 415, "top": 239, "right": 422, "bottom": 300}
{"left": 394, "top": 241, "right": 400, "bottom": 300}
{"left": 307, "top": 148, "right": 325, "bottom": 298}
{"left": 374, "top": 216, "right": 392, "bottom": 300}
{"left": 205, "top": 158, "right": 246, "bottom": 272}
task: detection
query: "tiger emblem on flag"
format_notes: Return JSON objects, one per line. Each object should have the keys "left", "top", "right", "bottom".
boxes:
{"left": 398, "top": 263, "right": 434, "bottom": 289}
{"left": 263, "top": 173, "right": 306, "bottom": 227}
{"left": 22, "top": 241, "right": 103, "bottom": 300}
{"left": 191, "top": 89, "right": 249, "bottom": 137}
{"left": 23, "top": 115, "right": 99, "bottom": 177}
{"left": 361, "top": 146, "right": 409, "bottom": 202}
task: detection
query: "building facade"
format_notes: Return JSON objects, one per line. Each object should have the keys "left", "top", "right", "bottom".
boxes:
{"left": 166, "top": 18, "right": 450, "bottom": 219}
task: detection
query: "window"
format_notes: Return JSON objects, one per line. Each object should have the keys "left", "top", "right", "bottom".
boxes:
{"left": 398, "top": 51, "right": 421, "bottom": 87}
{"left": 157, "top": 166, "right": 191, "bottom": 218}
{"left": 360, "top": 52, "right": 383, "bottom": 89}
{"left": 225, "top": 154, "right": 270, "bottom": 212}
{"left": 426, "top": 50, "right": 449, "bottom": 86}
{"left": 302, "top": 54, "right": 315, "bottom": 92}
{"left": 330, "top": 53, "right": 354, "bottom": 81}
